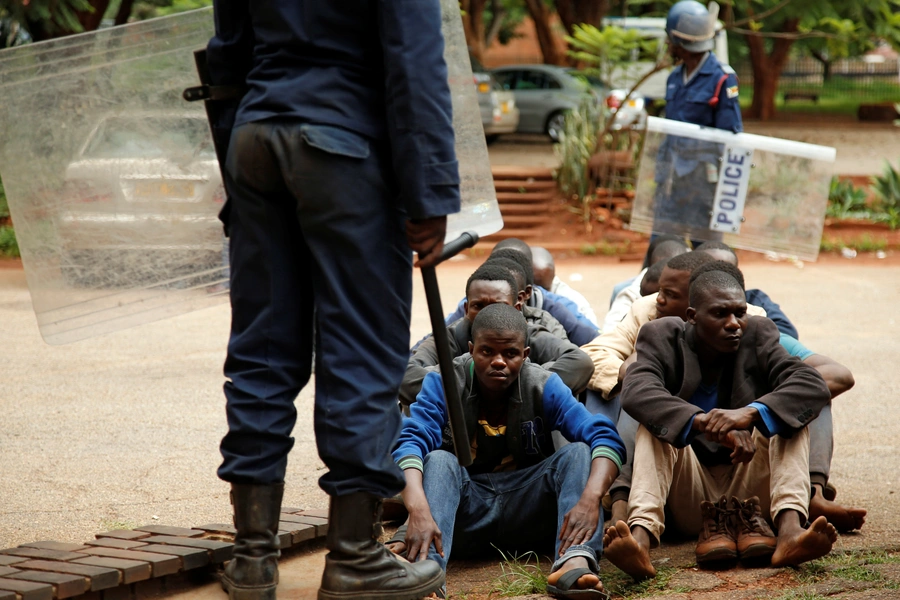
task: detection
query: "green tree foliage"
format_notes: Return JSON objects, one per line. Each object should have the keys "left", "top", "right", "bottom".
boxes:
{"left": 0, "top": 0, "right": 96, "bottom": 38}
{"left": 128, "top": 0, "right": 212, "bottom": 20}
{"left": 566, "top": 23, "right": 658, "bottom": 86}
{"left": 722, "top": 0, "right": 900, "bottom": 120}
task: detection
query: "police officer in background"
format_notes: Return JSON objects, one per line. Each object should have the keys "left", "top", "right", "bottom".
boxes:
{"left": 206, "top": 1, "right": 460, "bottom": 599}
{"left": 653, "top": 0, "right": 742, "bottom": 243}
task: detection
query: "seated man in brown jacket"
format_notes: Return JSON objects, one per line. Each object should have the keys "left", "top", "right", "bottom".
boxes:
{"left": 603, "top": 271, "right": 837, "bottom": 579}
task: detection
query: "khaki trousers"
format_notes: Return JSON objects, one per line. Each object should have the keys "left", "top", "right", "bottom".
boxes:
{"left": 627, "top": 425, "right": 810, "bottom": 545}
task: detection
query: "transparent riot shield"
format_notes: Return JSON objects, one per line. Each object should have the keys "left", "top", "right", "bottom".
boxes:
{"left": 440, "top": 0, "right": 504, "bottom": 241}
{"left": 631, "top": 116, "right": 835, "bottom": 261}
{"left": 0, "top": 6, "right": 501, "bottom": 345}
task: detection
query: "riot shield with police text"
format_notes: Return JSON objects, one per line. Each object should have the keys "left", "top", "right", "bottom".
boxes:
{"left": 630, "top": 116, "right": 835, "bottom": 261}
{"left": 0, "top": 6, "right": 501, "bottom": 345}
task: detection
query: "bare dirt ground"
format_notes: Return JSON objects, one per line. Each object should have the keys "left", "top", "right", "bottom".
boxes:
{"left": 488, "top": 119, "right": 900, "bottom": 176}
{"left": 1, "top": 255, "right": 899, "bottom": 599}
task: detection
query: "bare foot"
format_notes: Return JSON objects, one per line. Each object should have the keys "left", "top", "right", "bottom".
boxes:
{"left": 547, "top": 556, "right": 603, "bottom": 593}
{"left": 602, "top": 521, "right": 656, "bottom": 579}
{"left": 809, "top": 493, "right": 867, "bottom": 532}
{"left": 771, "top": 516, "right": 838, "bottom": 567}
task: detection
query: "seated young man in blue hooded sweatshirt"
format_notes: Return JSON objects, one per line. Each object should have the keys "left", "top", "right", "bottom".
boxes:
{"left": 391, "top": 303, "right": 625, "bottom": 599}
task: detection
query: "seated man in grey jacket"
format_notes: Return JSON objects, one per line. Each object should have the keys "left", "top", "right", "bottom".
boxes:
{"left": 400, "top": 263, "right": 594, "bottom": 408}
{"left": 603, "top": 271, "right": 837, "bottom": 579}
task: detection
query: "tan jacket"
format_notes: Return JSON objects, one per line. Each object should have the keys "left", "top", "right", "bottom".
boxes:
{"left": 582, "top": 293, "right": 766, "bottom": 399}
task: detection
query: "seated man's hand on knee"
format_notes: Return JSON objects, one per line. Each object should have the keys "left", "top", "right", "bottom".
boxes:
{"left": 722, "top": 429, "right": 756, "bottom": 464}
{"left": 406, "top": 506, "right": 443, "bottom": 563}
{"left": 558, "top": 499, "right": 600, "bottom": 557}
{"left": 702, "top": 407, "right": 757, "bottom": 442}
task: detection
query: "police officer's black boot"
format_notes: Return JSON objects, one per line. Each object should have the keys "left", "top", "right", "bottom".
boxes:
{"left": 318, "top": 492, "right": 445, "bottom": 600}
{"left": 222, "top": 483, "right": 284, "bottom": 600}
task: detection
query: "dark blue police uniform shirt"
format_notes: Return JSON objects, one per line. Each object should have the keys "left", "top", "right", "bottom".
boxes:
{"left": 206, "top": 0, "right": 461, "bottom": 220}
{"left": 660, "top": 53, "right": 743, "bottom": 179}
{"left": 665, "top": 53, "right": 742, "bottom": 133}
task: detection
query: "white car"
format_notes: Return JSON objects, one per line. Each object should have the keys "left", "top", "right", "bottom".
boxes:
{"left": 56, "top": 112, "right": 225, "bottom": 286}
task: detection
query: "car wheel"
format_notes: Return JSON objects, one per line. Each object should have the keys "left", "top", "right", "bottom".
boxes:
{"left": 546, "top": 112, "right": 567, "bottom": 143}
{"left": 485, "top": 134, "right": 500, "bottom": 145}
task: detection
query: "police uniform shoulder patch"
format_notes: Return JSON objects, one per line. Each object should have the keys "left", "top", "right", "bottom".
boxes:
{"left": 726, "top": 85, "right": 739, "bottom": 99}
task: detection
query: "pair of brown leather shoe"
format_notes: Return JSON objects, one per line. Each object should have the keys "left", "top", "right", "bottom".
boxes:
{"left": 696, "top": 496, "right": 777, "bottom": 565}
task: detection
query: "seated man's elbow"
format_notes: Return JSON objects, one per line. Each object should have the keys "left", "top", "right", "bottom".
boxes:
{"left": 831, "top": 369, "right": 855, "bottom": 397}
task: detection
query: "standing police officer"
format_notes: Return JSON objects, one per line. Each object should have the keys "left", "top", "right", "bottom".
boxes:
{"left": 654, "top": 0, "right": 742, "bottom": 242}
{"left": 206, "top": 2, "right": 460, "bottom": 599}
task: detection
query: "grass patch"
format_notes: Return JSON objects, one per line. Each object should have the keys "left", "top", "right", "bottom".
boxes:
{"left": 579, "top": 241, "right": 626, "bottom": 256}
{"left": 772, "top": 590, "right": 829, "bottom": 600}
{"left": 796, "top": 548, "right": 900, "bottom": 586}
{"left": 738, "top": 79, "right": 900, "bottom": 116}
{"left": 601, "top": 566, "right": 676, "bottom": 598}
{"left": 820, "top": 234, "right": 888, "bottom": 253}
{"left": 98, "top": 518, "right": 140, "bottom": 531}
{"left": 491, "top": 549, "right": 547, "bottom": 596}
{"left": 830, "top": 564, "right": 884, "bottom": 582}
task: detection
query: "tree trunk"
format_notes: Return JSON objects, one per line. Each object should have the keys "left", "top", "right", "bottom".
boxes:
{"left": 115, "top": 0, "right": 136, "bottom": 26}
{"left": 461, "top": 0, "right": 488, "bottom": 63}
{"left": 557, "top": 0, "right": 609, "bottom": 34}
{"left": 523, "top": 0, "right": 563, "bottom": 65}
{"left": 810, "top": 49, "right": 833, "bottom": 83}
{"left": 78, "top": 0, "right": 111, "bottom": 33}
{"left": 745, "top": 18, "right": 799, "bottom": 121}
{"left": 26, "top": 0, "right": 111, "bottom": 40}
{"left": 484, "top": 0, "right": 506, "bottom": 48}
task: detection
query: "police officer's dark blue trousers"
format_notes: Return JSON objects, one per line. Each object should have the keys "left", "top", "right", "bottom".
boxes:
{"left": 218, "top": 119, "right": 409, "bottom": 499}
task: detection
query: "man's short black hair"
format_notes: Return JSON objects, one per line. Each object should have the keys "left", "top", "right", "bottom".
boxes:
{"left": 695, "top": 241, "right": 739, "bottom": 265}
{"left": 494, "top": 238, "right": 532, "bottom": 255}
{"left": 666, "top": 251, "right": 715, "bottom": 273}
{"left": 491, "top": 247, "right": 534, "bottom": 286}
{"left": 485, "top": 257, "right": 526, "bottom": 292}
{"left": 531, "top": 246, "right": 554, "bottom": 271}
{"left": 466, "top": 263, "right": 517, "bottom": 300}
{"left": 690, "top": 260, "right": 746, "bottom": 291}
{"left": 641, "top": 259, "right": 668, "bottom": 296}
{"left": 642, "top": 234, "right": 685, "bottom": 268}
{"left": 650, "top": 239, "right": 689, "bottom": 265}
{"left": 694, "top": 240, "right": 735, "bottom": 254}
{"left": 471, "top": 302, "right": 528, "bottom": 344}
{"left": 690, "top": 271, "right": 744, "bottom": 307}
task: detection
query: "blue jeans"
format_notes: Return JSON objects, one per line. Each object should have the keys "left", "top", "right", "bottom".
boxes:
{"left": 217, "top": 120, "right": 411, "bottom": 499}
{"left": 422, "top": 443, "right": 604, "bottom": 572}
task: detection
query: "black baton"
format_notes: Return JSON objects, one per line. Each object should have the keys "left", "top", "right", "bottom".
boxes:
{"left": 420, "top": 231, "right": 479, "bottom": 467}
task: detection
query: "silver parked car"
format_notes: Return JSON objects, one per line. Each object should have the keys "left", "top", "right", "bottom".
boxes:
{"left": 472, "top": 56, "right": 519, "bottom": 143}
{"left": 491, "top": 64, "right": 601, "bottom": 142}
{"left": 491, "top": 64, "right": 649, "bottom": 141}
{"left": 56, "top": 111, "right": 225, "bottom": 286}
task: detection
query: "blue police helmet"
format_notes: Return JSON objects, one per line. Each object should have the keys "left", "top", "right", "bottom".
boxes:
{"left": 666, "top": 1, "right": 718, "bottom": 53}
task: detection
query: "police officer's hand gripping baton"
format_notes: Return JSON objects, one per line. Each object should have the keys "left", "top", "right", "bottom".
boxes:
{"left": 420, "top": 231, "right": 478, "bottom": 467}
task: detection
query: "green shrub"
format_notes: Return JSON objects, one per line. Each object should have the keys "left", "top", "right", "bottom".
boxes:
{"left": 871, "top": 160, "right": 900, "bottom": 229}
{"left": 0, "top": 225, "right": 19, "bottom": 258}
{"left": 826, "top": 177, "right": 869, "bottom": 219}
{"left": 0, "top": 177, "right": 8, "bottom": 220}
{"left": 554, "top": 97, "right": 605, "bottom": 232}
